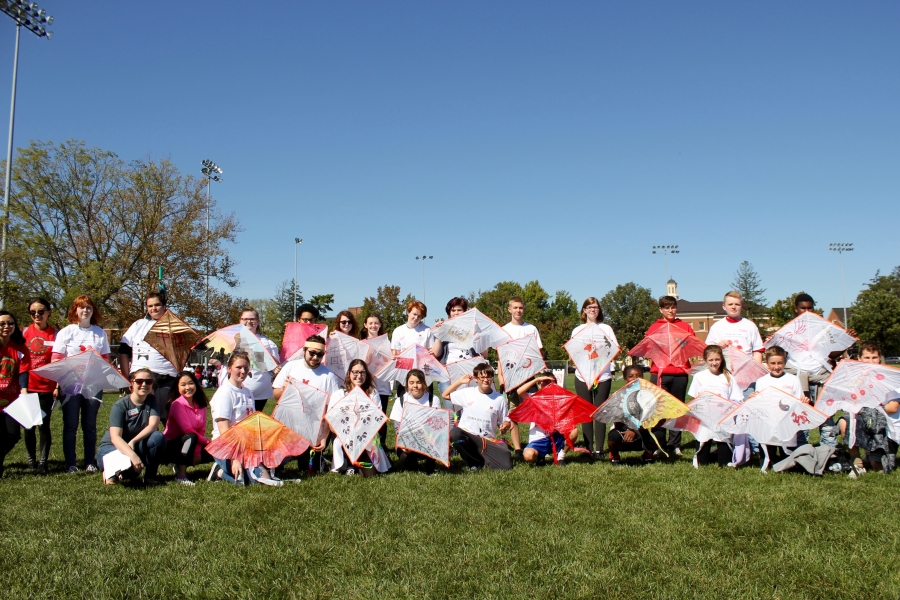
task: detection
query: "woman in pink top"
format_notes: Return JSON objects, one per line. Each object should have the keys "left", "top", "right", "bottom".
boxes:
{"left": 162, "top": 372, "right": 209, "bottom": 486}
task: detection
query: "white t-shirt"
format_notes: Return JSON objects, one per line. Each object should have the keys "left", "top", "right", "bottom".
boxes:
{"left": 210, "top": 380, "right": 255, "bottom": 440}
{"left": 570, "top": 323, "right": 618, "bottom": 383}
{"left": 450, "top": 387, "right": 509, "bottom": 438}
{"left": 706, "top": 318, "right": 763, "bottom": 356}
{"left": 120, "top": 317, "right": 178, "bottom": 376}
{"left": 688, "top": 369, "right": 744, "bottom": 402}
{"left": 390, "top": 323, "right": 434, "bottom": 352}
{"left": 502, "top": 322, "right": 543, "bottom": 348}
{"left": 443, "top": 341, "right": 475, "bottom": 364}
{"left": 273, "top": 359, "right": 342, "bottom": 396}
{"left": 755, "top": 372, "right": 803, "bottom": 398}
{"left": 242, "top": 334, "right": 280, "bottom": 401}
{"left": 52, "top": 324, "right": 110, "bottom": 357}
{"left": 388, "top": 391, "right": 449, "bottom": 422}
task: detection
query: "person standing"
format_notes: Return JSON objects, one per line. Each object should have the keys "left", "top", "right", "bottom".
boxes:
{"left": 0, "top": 311, "right": 31, "bottom": 480}
{"left": 21, "top": 298, "right": 56, "bottom": 474}
{"left": 239, "top": 307, "right": 281, "bottom": 412}
{"left": 500, "top": 296, "right": 544, "bottom": 460}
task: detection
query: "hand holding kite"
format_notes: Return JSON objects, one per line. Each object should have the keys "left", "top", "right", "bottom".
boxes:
{"left": 33, "top": 349, "right": 130, "bottom": 400}
{"left": 628, "top": 323, "right": 706, "bottom": 373}
{"left": 564, "top": 323, "right": 619, "bottom": 388}
{"left": 431, "top": 308, "right": 512, "bottom": 355}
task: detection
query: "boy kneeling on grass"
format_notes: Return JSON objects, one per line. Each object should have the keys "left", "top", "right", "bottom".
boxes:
{"left": 514, "top": 369, "right": 577, "bottom": 466}
{"left": 606, "top": 365, "right": 660, "bottom": 466}
{"left": 442, "top": 362, "right": 512, "bottom": 471}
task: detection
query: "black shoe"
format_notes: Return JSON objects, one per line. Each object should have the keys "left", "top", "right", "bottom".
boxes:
{"left": 609, "top": 452, "right": 622, "bottom": 466}
{"left": 513, "top": 449, "right": 524, "bottom": 461}
{"left": 26, "top": 457, "right": 36, "bottom": 472}
{"left": 642, "top": 451, "right": 655, "bottom": 465}
{"left": 36, "top": 462, "right": 47, "bottom": 475}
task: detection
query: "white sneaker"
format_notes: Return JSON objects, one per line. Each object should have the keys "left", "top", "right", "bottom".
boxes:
{"left": 175, "top": 476, "right": 195, "bottom": 487}
{"left": 556, "top": 449, "right": 566, "bottom": 462}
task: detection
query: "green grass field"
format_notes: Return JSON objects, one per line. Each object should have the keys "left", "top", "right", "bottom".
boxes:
{"left": 1, "top": 379, "right": 898, "bottom": 599}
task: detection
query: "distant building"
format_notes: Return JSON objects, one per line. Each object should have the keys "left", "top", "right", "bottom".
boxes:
{"left": 826, "top": 307, "right": 852, "bottom": 329}
{"left": 667, "top": 280, "right": 725, "bottom": 342}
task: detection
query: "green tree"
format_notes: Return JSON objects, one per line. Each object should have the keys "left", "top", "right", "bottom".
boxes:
{"left": 309, "top": 294, "right": 335, "bottom": 319}
{"left": 731, "top": 261, "right": 767, "bottom": 324}
{"left": 599, "top": 283, "right": 657, "bottom": 353}
{"left": 850, "top": 268, "right": 900, "bottom": 355}
{"left": 539, "top": 290, "right": 580, "bottom": 360}
{"left": 767, "top": 291, "right": 823, "bottom": 329}
{"left": 361, "top": 285, "right": 416, "bottom": 333}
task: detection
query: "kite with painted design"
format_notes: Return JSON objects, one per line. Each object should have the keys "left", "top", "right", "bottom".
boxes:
{"left": 430, "top": 308, "right": 512, "bottom": 355}
{"left": 144, "top": 310, "right": 200, "bottom": 372}
{"left": 195, "top": 324, "right": 280, "bottom": 373}
{"left": 272, "top": 381, "right": 329, "bottom": 444}
{"left": 816, "top": 359, "right": 900, "bottom": 416}
{"left": 205, "top": 411, "right": 309, "bottom": 469}
{"left": 496, "top": 335, "right": 545, "bottom": 390}
{"left": 628, "top": 323, "right": 706, "bottom": 373}
{"left": 33, "top": 349, "right": 130, "bottom": 400}
{"left": 764, "top": 312, "right": 857, "bottom": 373}
{"left": 375, "top": 344, "right": 450, "bottom": 386}
{"left": 564, "top": 323, "right": 620, "bottom": 388}
{"left": 395, "top": 402, "right": 452, "bottom": 466}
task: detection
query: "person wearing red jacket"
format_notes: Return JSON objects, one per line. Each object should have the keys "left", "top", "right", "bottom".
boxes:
{"left": 0, "top": 311, "right": 31, "bottom": 480}
{"left": 21, "top": 298, "right": 56, "bottom": 474}
{"left": 643, "top": 295, "right": 695, "bottom": 456}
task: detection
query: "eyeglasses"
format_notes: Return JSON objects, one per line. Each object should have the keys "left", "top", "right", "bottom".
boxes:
{"left": 0, "top": 322, "right": 15, "bottom": 328}
{"left": 133, "top": 379, "right": 154, "bottom": 386}
{"left": 299, "top": 318, "right": 314, "bottom": 323}
{"left": 305, "top": 349, "right": 324, "bottom": 358}
{"left": 350, "top": 370, "right": 367, "bottom": 376}
{"left": 585, "top": 306, "right": 600, "bottom": 311}
{"left": 476, "top": 373, "right": 494, "bottom": 379}
{"left": 240, "top": 318, "right": 258, "bottom": 322}
{"left": 29, "top": 310, "right": 46, "bottom": 316}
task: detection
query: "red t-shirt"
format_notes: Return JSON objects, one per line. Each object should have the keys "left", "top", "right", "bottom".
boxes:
{"left": 645, "top": 318, "right": 696, "bottom": 376}
{"left": 23, "top": 324, "right": 56, "bottom": 393}
{"left": 0, "top": 340, "right": 30, "bottom": 405}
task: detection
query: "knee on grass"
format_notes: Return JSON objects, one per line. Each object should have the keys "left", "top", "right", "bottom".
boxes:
{"left": 523, "top": 448, "right": 541, "bottom": 463}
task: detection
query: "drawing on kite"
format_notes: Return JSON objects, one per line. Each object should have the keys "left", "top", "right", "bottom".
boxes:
{"left": 447, "top": 324, "right": 469, "bottom": 343}
{"left": 791, "top": 411, "right": 810, "bottom": 425}
{"left": 623, "top": 388, "right": 658, "bottom": 429}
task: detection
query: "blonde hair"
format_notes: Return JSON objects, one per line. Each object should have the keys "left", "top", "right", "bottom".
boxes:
{"left": 703, "top": 345, "right": 731, "bottom": 386}
{"left": 723, "top": 291, "right": 743, "bottom": 303}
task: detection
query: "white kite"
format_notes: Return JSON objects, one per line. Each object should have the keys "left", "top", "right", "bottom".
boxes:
{"left": 196, "top": 324, "right": 280, "bottom": 373}
{"left": 272, "top": 381, "right": 329, "bottom": 444}
{"left": 360, "top": 334, "right": 392, "bottom": 376}
{"left": 395, "top": 402, "right": 452, "bottom": 467}
{"left": 33, "top": 349, "right": 129, "bottom": 400}
{"left": 375, "top": 344, "right": 450, "bottom": 386}
{"left": 816, "top": 359, "right": 900, "bottom": 416}
{"left": 664, "top": 391, "right": 740, "bottom": 444}
{"left": 325, "top": 387, "right": 388, "bottom": 463}
{"left": 324, "top": 332, "right": 368, "bottom": 382}
{"left": 764, "top": 312, "right": 857, "bottom": 373}
{"left": 563, "top": 323, "right": 619, "bottom": 388}
{"left": 497, "top": 335, "right": 545, "bottom": 390}
{"left": 430, "top": 308, "right": 512, "bottom": 355}
{"left": 689, "top": 346, "right": 769, "bottom": 390}
{"left": 446, "top": 356, "right": 487, "bottom": 388}
{"left": 3, "top": 393, "right": 45, "bottom": 428}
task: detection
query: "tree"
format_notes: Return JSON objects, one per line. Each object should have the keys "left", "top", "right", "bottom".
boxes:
{"left": 767, "top": 291, "right": 823, "bottom": 329}
{"left": 539, "top": 290, "right": 580, "bottom": 361}
{"left": 731, "top": 261, "right": 767, "bottom": 324}
{"left": 599, "top": 283, "right": 657, "bottom": 353}
{"left": 271, "top": 279, "right": 304, "bottom": 326}
{"left": 361, "top": 285, "right": 416, "bottom": 333}
{"left": 250, "top": 297, "right": 286, "bottom": 342}
{"left": 1, "top": 140, "right": 243, "bottom": 331}
{"left": 309, "top": 294, "right": 335, "bottom": 319}
{"left": 473, "top": 281, "right": 525, "bottom": 326}
{"left": 850, "top": 268, "right": 900, "bottom": 355}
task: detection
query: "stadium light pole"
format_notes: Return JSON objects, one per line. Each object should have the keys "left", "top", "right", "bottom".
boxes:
{"left": 201, "top": 159, "right": 222, "bottom": 331}
{"left": 1, "top": 0, "right": 53, "bottom": 309}
{"left": 829, "top": 242, "right": 853, "bottom": 328}
{"left": 293, "top": 237, "right": 302, "bottom": 318}
{"left": 415, "top": 255, "right": 433, "bottom": 302}
{"left": 651, "top": 245, "right": 679, "bottom": 282}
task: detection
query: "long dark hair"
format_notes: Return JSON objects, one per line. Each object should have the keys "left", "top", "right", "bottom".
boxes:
{"left": 343, "top": 358, "right": 374, "bottom": 394}
{"left": 0, "top": 311, "right": 25, "bottom": 345}
{"left": 166, "top": 371, "right": 207, "bottom": 415}
{"left": 359, "top": 314, "right": 385, "bottom": 339}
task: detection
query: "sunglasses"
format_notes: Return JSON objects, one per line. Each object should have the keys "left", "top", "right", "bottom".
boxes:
{"left": 133, "top": 379, "right": 154, "bottom": 386}
{"left": 305, "top": 349, "right": 325, "bottom": 358}
{"left": 339, "top": 320, "right": 352, "bottom": 325}
{"left": 29, "top": 310, "right": 46, "bottom": 316}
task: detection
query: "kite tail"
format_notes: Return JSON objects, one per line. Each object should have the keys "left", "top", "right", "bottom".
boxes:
{"left": 649, "top": 429, "right": 669, "bottom": 458}
{"left": 308, "top": 450, "right": 316, "bottom": 476}
{"left": 692, "top": 441, "right": 703, "bottom": 469}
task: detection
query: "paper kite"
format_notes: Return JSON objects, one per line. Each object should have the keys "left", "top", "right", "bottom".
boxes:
{"left": 281, "top": 322, "right": 328, "bottom": 362}
{"left": 3, "top": 393, "right": 45, "bottom": 428}
{"left": 446, "top": 356, "right": 487, "bottom": 388}
{"left": 325, "top": 387, "right": 388, "bottom": 463}
{"left": 360, "top": 334, "right": 392, "bottom": 376}
{"left": 375, "top": 344, "right": 450, "bottom": 386}
{"left": 143, "top": 310, "right": 200, "bottom": 372}
{"left": 205, "top": 411, "right": 309, "bottom": 469}
{"left": 195, "top": 324, "right": 279, "bottom": 373}
{"left": 718, "top": 387, "right": 827, "bottom": 446}
{"left": 33, "top": 349, "right": 130, "bottom": 400}
{"left": 593, "top": 377, "right": 690, "bottom": 433}
{"left": 496, "top": 335, "right": 545, "bottom": 390}
{"left": 564, "top": 323, "right": 619, "bottom": 388}
{"left": 508, "top": 383, "right": 596, "bottom": 459}
{"left": 627, "top": 323, "right": 706, "bottom": 372}
{"left": 663, "top": 391, "right": 739, "bottom": 444}
{"left": 764, "top": 312, "right": 857, "bottom": 373}
{"left": 272, "top": 381, "right": 329, "bottom": 444}
{"left": 815, "top": 359, "right": 900, "bottom": 416}
{"left": 395, "top": 402, "right": 452, "bottom": 466}
{"left": 430, "top": 308, "right": 512, "bottom": 355}
{"left": 688, "top": 346, "right": 768, "bottom": 390}
{"left": 324, "top": 332, "right": 368, "bottom": 381}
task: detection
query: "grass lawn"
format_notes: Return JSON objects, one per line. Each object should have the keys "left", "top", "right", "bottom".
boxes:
{"left": 1, "top": 379, "right": 898, "bottom": 599}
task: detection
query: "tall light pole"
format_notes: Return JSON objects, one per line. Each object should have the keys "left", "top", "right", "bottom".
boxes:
{"left": 415, "top": 255, "right": 433, "bottom": 302}
{"left": 1, "top": 1, "right": 53, "bottom": 309}
{"left": 651, "top": 245, "right": 679, "bottom": 281}
{"left": 200, "top": 159, "right": 222, "bottom": 331}
{"left": 293, "top": 237, "right": 302, "bottom": 318}
{"left": 829, "top": 242, "right": 853, "bottom": 328}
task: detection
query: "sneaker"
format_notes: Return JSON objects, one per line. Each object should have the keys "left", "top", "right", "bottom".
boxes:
{"left": 26, "top": 457, "right": 36, "bottom": 471}
{"left": 250, "top": 467, "right": 284, "bottom": 487}
{"left": 174, "top": 476, "right": 195, "bottom": 487}
{"left": 207, "top": 464, "right": 222, "bottom": 481}
{"left": 609, "top": 452, "right": 622, "bottom": 466}
{"left": 36, "top": 462, "right": 47, "bottom": 475}
{"left": 66, "top": 466, "right": 79, "bottom": 474}
{"left": 556, "top": 449, "right": 567, "bottom": 462}
{"left": 85, "top": 464, "right": 99, "bottom": 474}
{"left": 667, "top": 447, "right": 682, "bottom": 457}
{"left": 468, "top": 465, "right": 482, "bottom": 472}
{"left": 513, "top": 449, "right": 524, "bottom": 461}
{"left": 344, "top": 468, "right": 356, "bottom": 476}
{"left": 642, "top": 451, "right": 655, "bottom": 464}
{"left": 848, "top": 466, "right": 866, "bottom": 479}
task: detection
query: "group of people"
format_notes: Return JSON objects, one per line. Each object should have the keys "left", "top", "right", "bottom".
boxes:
{"left": 0, "top": 287, "right": 893, "bottom": 485}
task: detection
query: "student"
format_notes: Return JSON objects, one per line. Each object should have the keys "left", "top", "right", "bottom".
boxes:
{"left": 644, "top": 295, "right": 694, "bottom": 456}
{"left": 500, "top": 296, "right": 544, "bottom": 460}
{"left": 52, "top": 295, "right": 111, "bottom": 474}
{"left": 687, "top": 345, "right": 744, "bottom": 467}
{"left": 443, "top": 362, "right": 512, "bottom": 471}
{"left": 569, "top": 297, "right": 618, "bottom": 458}
{"left": 390, "top": 301, "right": 434, "bottom": 356}
{"left": 162, "top": 372, "right": 210, "bottom": 486}
{"left": 359, "top": 313, "right": 391, "bottom": 446}
{"left": 431, "top": 297, "right": 481, "bottom": 397}
{"left": 515, "top": 370, "right": 576, "bottom": 466}
{"left": 296, "top": 303, "right": 320, "bottom": 324}
{"left": 21, "top": 297, "right": 56, "bottom": 474}
{"left": 837, "top": 341, "right": 897, "bottom": 476}
{"left": 606, "top": 365, "right": 659, "bottom": 465}
{"left": 330, "top": 310, "right": 359, "bottom": 339}
{"left": 239, "top": 307, "right": 281, "bottom": 412}
{"left": 705, "top": 291, "right": 764, "bottom": 366}
{"left": 0, "top": 311, "right": 31, "bottom": 480}
{"left": 390, "top": 369, "right": 444, "bottom": 474}
{"left": 97, "top": 368, "right": 166, "bottom": 485}
{"left": 755, "top": 346, "right": 808, "bottom": 462}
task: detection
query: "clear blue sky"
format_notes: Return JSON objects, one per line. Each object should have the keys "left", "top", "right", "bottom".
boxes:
{"left": 2, "top": 2, "right": 897, "bottom": 320}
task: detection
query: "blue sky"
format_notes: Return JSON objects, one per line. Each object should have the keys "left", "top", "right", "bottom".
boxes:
{"left": 2, "top": 2, "right": 897, "bottom": 320}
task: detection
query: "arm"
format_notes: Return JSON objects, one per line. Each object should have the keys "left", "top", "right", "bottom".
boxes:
{"left": 515, "top": 375, "right": 553, "bottom": 397}
{"left": 752, "top": 351, "right": 763, "bottom": 364}
{"left": 127, "top": 415, "right": 160, "bottom": 447}
{"left": 109, "top": 427, "right": 143, "bottom": 472}
{"left": 885, "top": 401, "right": 899, "bottom": 415}
{"left": 119, "top": 343, "right": 132, "bottom": 379}
{"left": 442, "top": 375, "right": 472, "bottom": 400}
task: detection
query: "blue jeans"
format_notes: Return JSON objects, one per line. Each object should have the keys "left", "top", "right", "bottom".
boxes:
{"left": 98, "top": 431, "right": 166, "bottom": 479}
{"left": 61, "top": 393, "right": 101, "bottom": 469}
{"left": 214, "top": 457, "right": 250, "bottom": 485}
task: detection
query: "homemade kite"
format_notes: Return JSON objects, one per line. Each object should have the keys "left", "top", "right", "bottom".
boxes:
{"left": 325, "top": 386, "right": 388, "bottom": 463}
{"left": 446, "top": 356, "right": 486, "bottom": 388}
{"left": 430, "top": 308, "right": 512, "bottom": 355}
{"left": 272, "top": 381, "right": 329, "bottom": 444}
{"left": 627, "top": 323, "right": 707, "bottom": 373}
{"left": 195, "top": 324, "right": 279, "bottom": 373}
{"left": 360, "top": 334, "right": 392, "bottom": 376}
{"left": 593, "top": 378, "right": 690, "bottom": 454}
{"left": 688, "top": 346, "right": 769, "bottom": 390}
{"left": 395, "top": 402, "right": 452, "bottom": 467}
{"left": 375, "top": 344, "right": 450, "bottom": 386}
{"left": 764, "top": 312, "right": 857, "bottom": 373}
{"left": 564, "top": 323, "right": 620, "bottom": 388}
{"left": 324, "top": 332, "right": 368, "bottom": 381}
{"left": 281, "top": 322, "right": 328, "bottom": 362}
{"left": 3, "top": 393, "right": 44, "bottom": 428}
{"left": 496, "top": 335, "right": 546, "bottom": 390}
{"left": 718, "top": 387, "right": 828, "bottom": 471}
{"left": 508, "top": 383, "right": 597, "bottom": 461}
{"left": 663, "top": 391, "right": 740, "bottom": 468}
{"left": 205, "top": 411, "right": 309, "bottom": 469}
{"left": 815, "top": 359, "right": 900, "bottom": 416}
{"left": 33, "top": 349, "right": 130, "bottom": 400}
{"left": 143, "top": 310, "right": 200, "bottom": 372}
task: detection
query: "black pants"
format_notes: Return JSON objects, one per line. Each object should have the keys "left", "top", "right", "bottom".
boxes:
{"left": 575, "top": 378, "right": 612, "bottom": 453}
{"left": 163, "top": 433, "right": 213, "bottom": 466}
{"left": 23, "top": 392, "right": 54, "bottom": 464}
{"left": 377, "top": 394, "right": 391, "bottom": 447}
{"left": 450, "top": 427, "right": 484, "bottom": 468}
{"left": 696, "top": 440, "right": 731, "bottom": 467}
{"left": 397, "top": 449, "right": 436, "bottom": 474}
{"left": 607, "top": 427, "right": 659, "bottom": 453}
{"left": 0, "top": 413, "right": 22, "bottom": 472}
{"left": 254, "top": 398, "right": 271, "bottom": 412}
{"left": 151, "top": 374, "right": 177, "bottom": 422}
{"left": 651, "top": 374, "right": 688, "bottom": 450}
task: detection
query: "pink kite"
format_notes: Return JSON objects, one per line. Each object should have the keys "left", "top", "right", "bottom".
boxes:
{"left": 195, "top": 324, "right": 280, "bottom": 372}
{"left": 628, "top": 323, "right": 706, "bottom": 372}
{"left": 816, "top": 359, "right": 900, "bottom": 416}
{"left": 281, "top": 322, "right": 328, "bottom": 362}
{"left": 375, "top": 344, "right": 450, "bottom": 386}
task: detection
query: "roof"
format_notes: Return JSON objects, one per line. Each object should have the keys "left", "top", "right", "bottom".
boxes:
{"left": 827, "top": 307, "right": 853, "bottom": 325}
{"left": 676, "top": 299, "right": 725, "bottom": 316}
{"left": 667, "top": 279, "right": 676, "bottom": 284}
